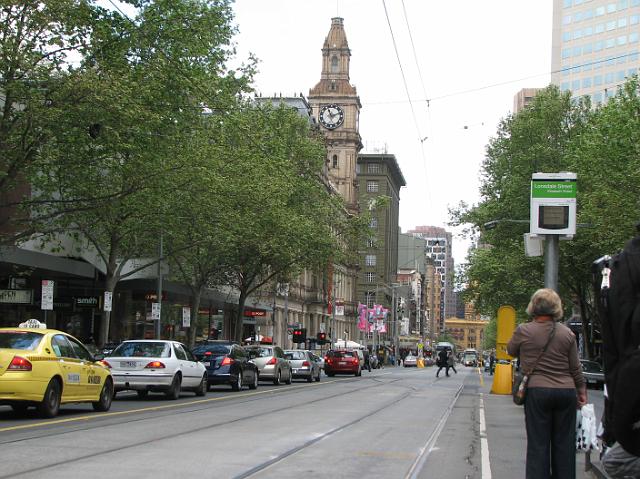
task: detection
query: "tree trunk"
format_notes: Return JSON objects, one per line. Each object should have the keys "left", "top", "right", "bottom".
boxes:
{"left": 578, "top": 288, "right": 593, "bottom": 359}
{"left": 99, "top": 274, "right": 119, "bottom": 348}
{"left": 234, "top": 289, "right": 248, "bottom": 342}
{"left": 188, "top": 287, "right": 202, "bottom": 348}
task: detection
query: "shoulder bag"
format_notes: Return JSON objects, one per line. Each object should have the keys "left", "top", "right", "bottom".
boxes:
{"left": 513, "top": 321, "right": 557, "bottom": 406}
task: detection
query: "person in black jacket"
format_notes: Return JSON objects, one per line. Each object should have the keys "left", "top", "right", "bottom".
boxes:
{"left": 436, "top": 348, "right": 449, "bottom": 377}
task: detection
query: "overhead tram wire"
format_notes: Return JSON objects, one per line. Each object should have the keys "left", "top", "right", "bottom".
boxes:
{"left": 381, "top": 0, "right": 435, "bottom": 215}
{"left": 363, "top": 50, "right": 640, "bottom": 107}
{"left": 400, "top": 0, "right": 434, "bottom": 210}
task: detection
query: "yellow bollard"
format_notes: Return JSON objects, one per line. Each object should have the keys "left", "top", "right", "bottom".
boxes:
{"left": 417, "top": 358, "right": 424, "bottom": 368}
{"left": 490, "top": 363, "right": 513, "bottom": 395}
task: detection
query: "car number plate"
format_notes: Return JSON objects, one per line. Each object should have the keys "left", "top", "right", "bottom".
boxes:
{"left": 120, "top": 361, "right": 137, "bottom": 368}
{"left": 339, "top": 361, "right": 347, "bottom": 365}
{"left": 203, "top": 361, "right": 211, "bottom": 367}
{"left": 587, "top": 378, "right": 596, "bottom": 383}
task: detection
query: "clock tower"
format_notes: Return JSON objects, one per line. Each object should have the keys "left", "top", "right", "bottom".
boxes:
{"left": 309, "top": 17, "right": 362, "bottom": 213}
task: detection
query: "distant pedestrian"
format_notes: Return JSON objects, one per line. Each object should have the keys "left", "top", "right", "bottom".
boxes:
{"left": 446, "top": 349, "right": 457, "bottom": 375}
{"left": 507, "top": 288, "right": 587, "bottom": 479}
{"left": 436, "top": 348, "right": 449, "bottom": 377}
{"left": 489, "top": 352, "right": 495, "bottom": 376}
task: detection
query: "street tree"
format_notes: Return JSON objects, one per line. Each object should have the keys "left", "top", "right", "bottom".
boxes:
{"left": 28, "top": 0, "right": 254, "bottom": 346}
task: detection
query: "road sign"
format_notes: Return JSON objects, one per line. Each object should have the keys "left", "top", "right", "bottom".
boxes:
{"left": 182, "top": 307, "right": 191, "bottom": 328}
{"left": 151, "top": 302, "right": 161, "bottom": 320}
{"left": 104, "top": 291, "right": 112, "bottom": 312}
{"left": 41, "top": 280, "right": 54, "bottom": 310}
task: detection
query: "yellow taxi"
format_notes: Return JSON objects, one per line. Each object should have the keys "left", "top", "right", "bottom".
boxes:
{"left": 0, "top": 319, "right": 113, "bottom": 417}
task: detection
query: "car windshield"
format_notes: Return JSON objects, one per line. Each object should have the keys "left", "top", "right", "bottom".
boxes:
{"left": 0, "top": 331, "right": 43, "bottom": 350}
{"left": 285, "top": 351, "right": 306, "bottom": 360}
{"left": 192, "top": 344, "right": 231, "bottom": 356}
{"left": 112, "top": 342, "right": 171, "bottom": 358}
{"left": 581, "top": 361, "right": 602, "bottom": 372}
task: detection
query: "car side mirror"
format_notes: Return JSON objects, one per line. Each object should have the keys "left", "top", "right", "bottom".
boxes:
{"left": 93, "top": 353, "right": 105, "bottom": 361}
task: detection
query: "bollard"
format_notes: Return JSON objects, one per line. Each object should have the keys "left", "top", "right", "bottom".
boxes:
{"left": 417, "top": 358, "right": 424, "bottom": 368}
{"left": 491, "top": 363, "right": 513, "bottom": 395}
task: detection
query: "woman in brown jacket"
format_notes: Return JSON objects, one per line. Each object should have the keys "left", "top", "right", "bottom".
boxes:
{"left": 507, "top": 288, "right": 587, "bottom": 479}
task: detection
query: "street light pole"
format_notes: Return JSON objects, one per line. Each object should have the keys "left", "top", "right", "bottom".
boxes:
{"left": 544, "top": 234, "right": 559, "bottom": 291}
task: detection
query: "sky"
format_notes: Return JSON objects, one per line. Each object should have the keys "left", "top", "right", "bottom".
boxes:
{"left": 231, "top": 0, "right": 554, "bottom": 265}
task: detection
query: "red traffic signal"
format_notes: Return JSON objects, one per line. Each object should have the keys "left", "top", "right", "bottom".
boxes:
{"left": 292, "top": 328, "right": 307, "bottom": 343}
{"left": 317, "top": 332, "right": 327, "bottom": 344}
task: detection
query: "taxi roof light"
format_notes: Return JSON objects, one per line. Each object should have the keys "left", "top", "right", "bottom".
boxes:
{"left": 8, "top": 356, "right": 32, "bottom": 371}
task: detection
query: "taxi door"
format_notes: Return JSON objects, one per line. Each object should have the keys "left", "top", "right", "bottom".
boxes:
{"left": 51, "top": 334, "right": 86, "bottom": 399}
{"left": 67, "top": 336, "right": 102, "bottom": 400}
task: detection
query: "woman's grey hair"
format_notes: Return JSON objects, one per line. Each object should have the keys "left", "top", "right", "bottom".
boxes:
{"left": 526, "top": 288, "right": 563, "bottom": 321}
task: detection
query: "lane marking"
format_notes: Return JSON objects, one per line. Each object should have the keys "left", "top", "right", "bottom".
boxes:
{"left": 0, "top": 378, "right": 349, "bottom": 433}
{"left": 479, "top": 394, "right": 492, "bottom": 479}
{"left": 404, "top": 384, "right": 464, "bottom": 479}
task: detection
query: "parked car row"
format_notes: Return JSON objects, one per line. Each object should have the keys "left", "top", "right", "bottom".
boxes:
{"left": 1, "top": 321, "right": 380, "bottom": 419}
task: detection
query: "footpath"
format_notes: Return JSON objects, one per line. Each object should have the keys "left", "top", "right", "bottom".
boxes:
{"left": 417, "top": 366, "right": 608, "bottom": 478}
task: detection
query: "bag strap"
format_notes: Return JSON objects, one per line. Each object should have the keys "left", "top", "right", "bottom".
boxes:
{"left": 525, "top": 321, "right": 557, "bottom": 375}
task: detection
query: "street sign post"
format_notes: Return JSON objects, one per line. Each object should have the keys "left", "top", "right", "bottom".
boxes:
{"left": 41, "top": 280, "right": 54, "bottom": 310}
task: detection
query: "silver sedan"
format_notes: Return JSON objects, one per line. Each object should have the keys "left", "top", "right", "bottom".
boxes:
{"left": 284, "top": 350, "right": 321, "bottom": 382}
{"left": 245, "top": 345, "right": 292, "bottom": 385}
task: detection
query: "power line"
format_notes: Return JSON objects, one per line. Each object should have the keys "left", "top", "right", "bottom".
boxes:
{"left": 363, "top": 50, "right": 640, "bottom": 106}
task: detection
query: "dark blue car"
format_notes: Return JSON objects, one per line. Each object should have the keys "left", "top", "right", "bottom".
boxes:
{"left": 192, "top": 341, "right": 258, "bottom": 391}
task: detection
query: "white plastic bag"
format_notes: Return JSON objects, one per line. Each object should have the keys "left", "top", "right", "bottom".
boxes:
{"left": 576, "top": 404, "right": 600, "bottom": 452}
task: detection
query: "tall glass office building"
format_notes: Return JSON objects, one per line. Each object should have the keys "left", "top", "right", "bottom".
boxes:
{"left": 552, "top": 0, "right": 640, "bottom": 103}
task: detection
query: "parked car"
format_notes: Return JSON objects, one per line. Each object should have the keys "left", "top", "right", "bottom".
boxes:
{"left": 284, "top": 350, "right": 321, "bottom": 382}
{"left": 107, "top": 340, "right": 207, "bottom": 399}
{"left": 245, "top": 345, "right": 292, "bottom": 385}
{"left": 101, "top": 342, "right": 121, "bottom": 357}
{"left": 324, "top": 349, "right": 361, "bottom": 376}
{"left": 0, "top": 319, "right": 113, "bottom": 417}
{"left": 403, "top": 354, "right": 418, "bottom": 367}
{"left": 192, "top": 341, "right": 258, "bottom": 391}
{"left": 580, "top": 359, "right": 605, "bottom": 389}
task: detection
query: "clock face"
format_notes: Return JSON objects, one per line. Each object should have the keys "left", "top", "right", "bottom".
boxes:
{"left": 319, "top": 104, "right": 345, "bottom": 130}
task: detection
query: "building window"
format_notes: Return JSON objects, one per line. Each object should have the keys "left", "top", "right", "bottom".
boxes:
{"left": 332, "top": 154, "right": 338, "bottom": 168}
{"left": 365, "top": 291, "right": 375, "bottom": 308}
{"left": 331, "top": 55, "right": 339, "bottom": 73}
{"left": 365, "top": 255, "right": 377, "bottom": 266}
{"left": 367, "top": 181, "right": 379, "bottom": 192}
{"left": 367, "top": 163, "right": 381, "bottom": 173}
{"left": 365, "top": 272, "right": 375, "bottom": 283}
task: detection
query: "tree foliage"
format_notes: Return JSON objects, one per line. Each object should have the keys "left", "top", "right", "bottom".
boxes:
{"left": 452, "top": 82, "right": 640, "bottom": 358}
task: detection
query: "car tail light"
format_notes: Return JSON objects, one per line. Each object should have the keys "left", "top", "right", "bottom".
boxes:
{"left": 266, "top": 357, "right": 277, "bottom": 365}
{"left": 8, "top": 356, "right": 32, "bottom": 371}
{"left": 221, "top": 356, "right": 234, "bottom": 366}
{"left": 302, "top": 361, "right": 310, "bottom": 367}
{"left": 100, "top": 360, "right": 112, "bottom": 369}
{"left": 204, "top": 351, "right": 212, "bottom": 356}
{"left": 145, "top": 361, "right": 165, "bottom": 369}
{"left": 352, "top": 356, "right": 359, "bottom": 363}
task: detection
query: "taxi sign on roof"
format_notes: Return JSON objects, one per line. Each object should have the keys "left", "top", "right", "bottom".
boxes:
{"left": 19, "top": 319, "right": 46, "bottom": 329}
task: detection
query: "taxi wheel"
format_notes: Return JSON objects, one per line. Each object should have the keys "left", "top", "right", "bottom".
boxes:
{"left": 38, "top": 379, "right": 61, "bottom": 418}
{"left": 195, "top": 374, "right": 207, "bottom": 397}
{"left": 93, "top": 378, "right": 114, "bottom": 412}
{"left": 165, "top": 374, "right": 181, "bottom": 400}
{"left": 248, "top": 371, "right": 258, "bottom": 390}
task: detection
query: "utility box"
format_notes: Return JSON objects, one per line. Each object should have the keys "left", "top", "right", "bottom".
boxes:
{"left": 530, "top": 172, "right": 577, "bottom": 236}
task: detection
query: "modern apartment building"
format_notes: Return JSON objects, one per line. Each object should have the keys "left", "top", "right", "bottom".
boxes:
{"left": 513, "top": 87, "right": 543, "bottom": 113}
{"left": 552, "top": 0, "right": 640, "bottom": 103}
{"left": 406, "top": 226, "right": 455, "bottom": 334}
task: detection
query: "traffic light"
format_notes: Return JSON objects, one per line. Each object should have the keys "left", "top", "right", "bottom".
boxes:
{"left": 292, "top": 328, "right": 307, "bottom": 343}
{"left": 317, "top": 332, "right": 327, "bottom": 344}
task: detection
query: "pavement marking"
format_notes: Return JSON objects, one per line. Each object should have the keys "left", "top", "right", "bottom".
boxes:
{"left": 478, "top": 367, "right": 484, "bottom": 386}
{"left": 479, "top": 394, "right": 492, "bottom": 479}
{"left": 0, "top": 378, "right": 347, "bottom": 433}
{"left": 404, "top": 383, "right": 464, "bottom": 479}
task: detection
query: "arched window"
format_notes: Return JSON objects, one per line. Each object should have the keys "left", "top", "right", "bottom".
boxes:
{"left": 332, "top": 154, "right": 338, "bottom": 168}
{"left": 331, "top": 55, "right": 339, "bottom": 73}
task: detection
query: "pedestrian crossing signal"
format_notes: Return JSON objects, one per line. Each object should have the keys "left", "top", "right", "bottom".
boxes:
{"left": 292, "top": 328, "right": 306, "bottom": 343}
{"left": 317, "top": 332, "right": 327, "bottom": 344}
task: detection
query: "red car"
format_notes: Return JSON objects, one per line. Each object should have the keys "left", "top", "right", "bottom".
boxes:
{"left": 324, "top": 350, "right": 361, "bottom": 377}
